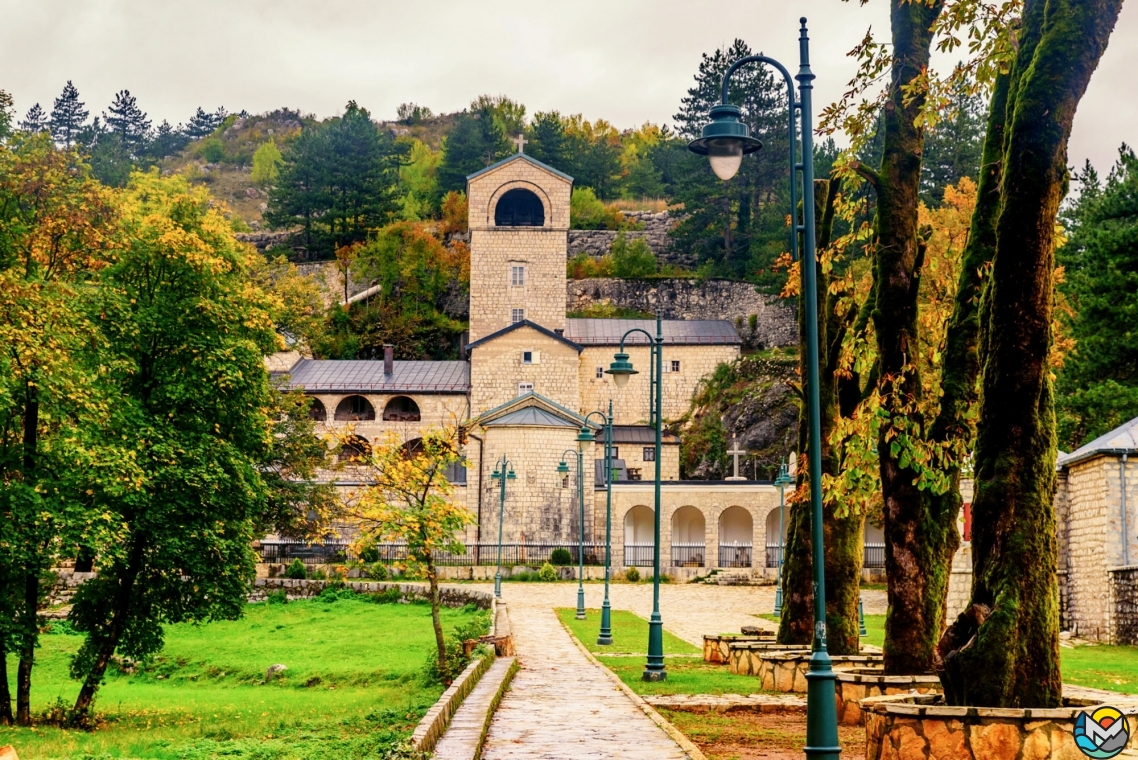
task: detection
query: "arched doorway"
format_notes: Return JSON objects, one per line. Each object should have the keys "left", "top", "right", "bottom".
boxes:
{"left": 335, "top": 395, "right": 375, "bottom": 421}
{"left": 864, "top": 519, "right": 885, "bottom": 569}
{"left": 383, "top": 396, "right": 421, "bottom": 422}
{"left": 307, "top": 397, "right": 327, "bottom": 422}
{"left": 624, "top": 505, "right": 654, "bottom": 567}
{"left": 494, "top": 188, "right": 545, "bottom": 227}
{"left": 671, "top": 506, "right": 706, "bottom": 567}
{"left": 718, "top": 506, "right": 753, "bottom": 568}
{"left": 765, "top": 507, "right": 787, "bottom": 568}
{"left": 338, "top": 434, "right": 371, "bottom": 463}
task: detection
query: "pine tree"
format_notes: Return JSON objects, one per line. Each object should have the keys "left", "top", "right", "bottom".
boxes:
{"left": 146, "top": 120, "right": 189, "bottom": 161}
{"left": 49, "top": 81, "right": 89, "bottom": 148}
{"left": 104, "top": 90, "right": 151, "bottom": 151}
{"left": 18, "top": 104, "right": 48, "bottom": 134}
{"left": 184, "top": 106, "right": 227, "bottom": 139}
{"left": 0, "top": 90, "right": 13, "bottom": 139}
{"left": 436, "top": 109, "right": 510, "bottom": 195}
{"left": 920, "top": 85, "right": 986, "bottom": 206}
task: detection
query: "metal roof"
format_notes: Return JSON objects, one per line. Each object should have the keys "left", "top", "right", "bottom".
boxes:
{"left": 610, "top": 425, "right": 680, "bottom": 444}
{"left": 1057, "top": 415, "right": 1138, "bottom": 467}
{"left": 482, "top": 407, "right": 581, "bottom": 428}
{"left": 465, "top": 320, "right": 583, "bottom": 353}
{"left": 283, "top": 359, "right": 470, "bottom": 393}
{"left": 466, "top": 152, "right": 574, "bottom": 184}
{"left": 564, "top": 319, "right": 741, "bottom": 346}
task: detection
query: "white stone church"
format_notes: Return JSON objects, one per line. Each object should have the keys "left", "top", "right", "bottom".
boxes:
{"left": 266, "top": 148, "right": 884, "bottom": 577}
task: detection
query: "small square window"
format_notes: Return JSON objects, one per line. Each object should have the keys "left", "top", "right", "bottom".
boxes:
{"left": 643, "top": 447, "right": 656, "bottom": 462}
{"left": 610, "top": 447, "right": 619, "bottom": 459}
{"left": 523, "top": 351, "right": 533, "bottom": 365}
{"left": 518, "top": 382, "right": 534, "bottom": 394}
{"left": 511, "top": 265, "right": 526, "bottom": 286}
{"left": 671, "top": 360, "right": 681, "bottom": 373}
{"left": 511, "top": 308, "right": 525, "bottom": 324}
{"left": 596, "top": 367, "right": 604, "bottom": 379}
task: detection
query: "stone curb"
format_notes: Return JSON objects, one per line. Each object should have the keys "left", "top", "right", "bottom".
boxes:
{"left": 473, "top": 658, "right": 520, "bottom": 760}
{"left": 411, "top": 654, "right": 495, "bottom": 754}
{"left": 557, "top": 618, "right": 709, "bottom": 760}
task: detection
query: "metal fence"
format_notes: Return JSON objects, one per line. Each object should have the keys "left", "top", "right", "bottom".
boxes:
{"left": 624, "top": 543, "right": 655, "bottom": 567}
{"left": 670, "top": 543, "right": 706, "bottom": 568}
{"left": 719, "top": 543, "right": 753, "bottom": 568}
{"left": 258, "top": 541, "right": 356, "bottom": 565}
{"left": 766, "top": 544, "right": 784, "bottom": 568}
{"left": 863, "top": 543, "right": 885, "bottom": 569}
{"left": 258, "top": 541, "right": 608, "bottom": 567}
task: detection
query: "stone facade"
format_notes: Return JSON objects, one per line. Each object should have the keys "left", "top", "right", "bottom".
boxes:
{"left": 566, "top": 211, "right": 692, "bottom": 267}
{"left": 1111, "top": 566, "right": 1138, "bottom": 644}
{"left": 469, "top": 326, "right": 581, "bottom": 415}
{"left": 568, "top": 278, "right": 797, "bottom": 348}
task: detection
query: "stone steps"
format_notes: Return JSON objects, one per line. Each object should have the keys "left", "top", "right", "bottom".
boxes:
{"left": 433, "top": 657, "right": 518, "bottom": 760}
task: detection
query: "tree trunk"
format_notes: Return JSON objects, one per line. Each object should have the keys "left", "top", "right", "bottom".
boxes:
{"left": 778, "top": 179, "right": 863, "bottom": 655}
{"left": 16, "top": 385, "right": 39, "bottom": 726}
{"left": 73, "top": 539, "right": 144, "bottom": 714}
{"left": 941, "top": 0, "right": 1123, "bottom": 708}
{"left": 0, "top": 641, "right": 11, "bottom": 725}
{"left": 428, "top": 563, "right": 447, "bottom": 676}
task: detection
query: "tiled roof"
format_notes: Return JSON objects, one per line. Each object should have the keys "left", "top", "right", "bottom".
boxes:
{"left": 466, "top": 152, "right": 574, "bottom": 183}
{"left": 610, "top": 425, "right": 680, "bottom": 445}
{"left": 564, "top": 319, "right": 741, "bottom": 346}
{"left": 282, "top": 359, "right": 470, "bottom": 393}
{"left": 483, "top": 407, "right": 581, "bottom": 428}
{"left": 1057, "top": 415, "right": 1138, "bottom": 467}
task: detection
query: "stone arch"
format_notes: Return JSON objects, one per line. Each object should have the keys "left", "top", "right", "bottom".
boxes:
{"left": 335, "top": 395, "right": 375, "bottom": 421}
{"left": 494, "top": 188, "right": 545, "bottom": 227}
{"left": 718, "top": 505, "right": 754, "bottom": 568}
{"left": 383, "top": 395, "right": 421, "bottom": 422}
{"left": 307, "top": 397, "right": 327, "bottom": 422}
{"left": 765, "top": 505, "right": 788, "bottom": 567}
{"left": 624, "top": 505, "right": 655, "bottom": 567}
{"left": 339, "top": 434, "right": 371, "bottom": 463}
{"left": 485, "top": 181, "right": 553, "bottom": 228}
{"left": 671, "top": 505, "right": 706, "bottom": 567}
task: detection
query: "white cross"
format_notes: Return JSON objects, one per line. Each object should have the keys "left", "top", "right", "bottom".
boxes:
{"left": 727, "top": 434, "right": 746, "bottom": 480}
{"left": 513, "top": 134, "right": 528, "bottom": 153}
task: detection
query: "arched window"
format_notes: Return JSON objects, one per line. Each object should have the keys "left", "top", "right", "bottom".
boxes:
{"left": 339, "top": 434, "right": 371, "bottom": 463}
{"left": 334, "top": 395, "right": 375, "bottom": 421}
{"left": 308, "top": 398, "right": 327, "bottom": 422}
{"left": 671, "top": 506, "right": 705, "bottom": 567}
{"left": 624, "top": 505, "right": 654, "bottom": 567}
{"left": 383, "top": 396, "right": 421, "bottom": 422}
{"left": 718, "top": 506, "right": 754, "bottom": 568}
{"left": 494, "top": 188, "right": 545, "bottom": 227}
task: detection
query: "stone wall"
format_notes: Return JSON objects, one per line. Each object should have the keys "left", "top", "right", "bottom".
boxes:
{"left": 567, "top": 278, "right": 797, "bottom": 348}
{"left": 249, "top": 578, "right": 492, "bottom": 608}
{"left": 567, "top": 212, "right": 696, "bottom": 269}
{"left": 469, "top": 325, "right": 580, "bottom": 414}
{"left": 1111, "top": 566, "right": 1138, "bottom": 644}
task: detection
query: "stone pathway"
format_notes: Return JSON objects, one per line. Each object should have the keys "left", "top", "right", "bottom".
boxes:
{"left": 433, "top": 657, "right": 516, "bottom": 760}
{"left": 480, "top": 595, "right": 692, "bottom": 760}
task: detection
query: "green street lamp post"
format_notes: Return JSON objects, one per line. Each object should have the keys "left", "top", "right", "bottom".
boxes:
{"left": 689, "top": 19, "right": 840, "bottom": 757}
{"left": 774, "top": 460, "right": 793, "bottom": 616}
{"left": 490, "top": 455, "right": 517, "bottom": 599}
{"left": 582, "top": 403, "right": 615, "bottom": 645}
{"left": 605, "top": 312, "right": 667, "bottom": 682}
{"left": 558, "top": 429, "right": 592, "bottom": 620}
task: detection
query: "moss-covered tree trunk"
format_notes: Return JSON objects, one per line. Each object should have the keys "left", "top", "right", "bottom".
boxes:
{"left": 778, "top": 180, "right": 863, "bottom": 656}
{"left": 0, "top": 641, "right": 10, "bottom": 724}
{"left": 940, "top": 0, "right": 1122, "bottom": 708}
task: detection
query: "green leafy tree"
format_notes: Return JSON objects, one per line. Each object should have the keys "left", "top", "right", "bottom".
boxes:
{"left": 397, "top": 139, "right": 441, "bottom": 220}
{"left": 251, "top": 139, "right": 284, "bottom": 186}
{"left": 436, "top": 108, "right": 510, "bottom": 196}
{"left": 569, "top": 187, "right": 627, "bottom": 230}
{"left": 560, "top": 115, "right": 623, "bottom": 198}
{"left": 471, "top": 94, "right": 527, "bottom": 138}
{"left": 49, "top": 81, "right": 89, "bottom": 148}
{"left": 1056, "top": 148, "right": 1138, "bottom": 449}
{"left": 609, "top": 233, "right": 656, "bottom": 278}
{"left": 145, "top": 120, "right": 189, "bottom": 162}
{"left": 68, "top": 172, "right": 280, "bottom": 714}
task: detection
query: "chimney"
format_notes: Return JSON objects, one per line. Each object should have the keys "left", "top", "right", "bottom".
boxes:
{"left": 383, "top": 344, "right": 394, "bottom": 376}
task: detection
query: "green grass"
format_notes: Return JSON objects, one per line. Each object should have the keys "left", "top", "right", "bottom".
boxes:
{"left": 556, "top": 608, "right": 775, "bottom": 697}
{"left": 1, "top": 594, "right": 488, "bottom": 759}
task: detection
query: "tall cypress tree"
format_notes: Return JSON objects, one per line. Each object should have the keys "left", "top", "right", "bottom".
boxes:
{"left": 49, "top": 81, "right": 89, "bottom": 148}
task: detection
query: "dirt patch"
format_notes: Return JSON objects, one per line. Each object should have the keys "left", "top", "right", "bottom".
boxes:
{"left": 660, "top": 707, "right": 865, "bottom": 760}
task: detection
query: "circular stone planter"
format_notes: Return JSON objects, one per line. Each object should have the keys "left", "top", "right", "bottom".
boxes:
{"left": 835, "top": 669, "right": 942, "bottom": 726}
{"left": 703, "top": 632, "right": 775, "bottom": 664}
{"left": 754, "top": 652, "right": 883, "bottom": 693}
{"left": 727, "top": 641, "right": 811, "bottom": 676}
{"left": 863, "top": 693, "right": 1138, "bottom": 760}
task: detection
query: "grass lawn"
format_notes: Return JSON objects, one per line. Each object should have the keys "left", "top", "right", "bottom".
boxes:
{"left": 1, "top": 594, "right": 488, "bottom": 759}
{"left": 556, "top": 608, "right": 776, "bottom": 697}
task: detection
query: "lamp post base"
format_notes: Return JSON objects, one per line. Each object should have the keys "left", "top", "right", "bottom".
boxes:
{"left": 597, "top": 597, "right": 613, "bottom": 645}
{"left": 642, "top": 612, "right": 667, "bottom": 681}
{"left": 494, "top": 572, "right": 502, "bottom": 599}
{"left": 576, "top": 585, "right": 586, "bottom": 620}
{"left": 641, "top": 668, "right": 667, "bottom": 682}
{"left": 804, "top": 648, "right": 841, "bottom": 758}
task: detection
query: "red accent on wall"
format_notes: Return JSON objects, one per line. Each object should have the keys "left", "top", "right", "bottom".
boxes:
{"left": 963, "top": 503, "right": 972, "bottom": 542}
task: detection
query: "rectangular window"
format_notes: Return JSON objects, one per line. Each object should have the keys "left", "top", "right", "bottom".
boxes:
{"left": 523, "top": 351, "right": 533, "bottom": 365}
{"left": 643, "top": 447, "right": 656, "bottom": 462}
{"left": 511, "top": 308, "right": 525, "bottom": 323}
{"left": 596, "top": 367, "right": 604, "bottom": 379}
{"left": 511, "top": 265, "right": 526, "bottom": 286}
{"left": 518, "top": 382, "right": 534, "bottom": 394}
{"left": 671, "top": 360, "right": 681, "bottom": 373}
{"left": 610, "top": 447, "right": 619, "bottom": 459}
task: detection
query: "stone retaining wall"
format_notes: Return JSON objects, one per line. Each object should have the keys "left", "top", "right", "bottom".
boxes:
{"left": 47, "top": 571, "right": 97, "bottom": 606}
{"left": 863, "top": 693, "right": 1138, "bottom": 760}
{"left": 249, "top": 578, "right": 492, "bottom": 609}
{"left": 1111, "top": 565, "right": 1138, "bottom": 644}
{"left": 411, "top": 655, "right": 494, "bottom": 754}
{"left": 754, "top": 653, "right": 883, "bottom": 693}
{"left": 726, "top": 643, "right": 811, "bottom": 676}
{"left": 835, "top": 671, "right": 941, "bottom": 726}
{"left": 567, "top": 212, "right": 694, "bottom": 268}
{"left": 703, "top": 633, "right": 774, "bottom": 664}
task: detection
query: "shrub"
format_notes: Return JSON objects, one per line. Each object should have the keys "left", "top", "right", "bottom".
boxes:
{"left": 538, "top": 562, "right": 557, "bottom": 582}
{"left": 421, "top": 616, "right": 491, "bottom": 685}
{"left": 550, "top": 548, "right": 572, "bottom": 566}
{"left": 610, "top": 233, "right": 657, "bottom": 278}
{"left": 267, "top": 589, "right": 288, "bottom": 605}
{"left": 567, "top": 252, "right": 612, "bottom": 279}
{"left": 311, "top": 568, "right": 327, "bottom": 580}
{"left": 358, "top": 544, "right": 381, "bottom": 563}
{"left": 368, "top": 562, "right": 389, "bottom": 580}
{"left": 200, "top": 136, "right": 226, "bottom": 163}
{"left": 284, "top": 558, "right": 307, "bottom": 580}
{"left": 569, "top": 187, "right": 640, "bottom": 231}
{"left": 251, "top": 139, "right": 283, "bottom": 185}
{"left": 372, "top": 588, "right": 403, "bottom": 604}
{"left": 318, "top": 585, "right": 356, "bottom": 603}
{"left": 625, "top": 567, "right": 641, "bottom": 583}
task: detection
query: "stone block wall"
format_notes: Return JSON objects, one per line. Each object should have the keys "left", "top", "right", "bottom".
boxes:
{"left": 568, "top": 278, "right": 797, "bottom": 348}
{"left": 470, "top": 326, "right": 581, "bottom": 414}
{"left": 1065, "top": 456, "right": 1116, "bottom": 639}
{"left": 603, "top": 441, "right": 680, "bottom": 482}
{"left": 567, "top": 212, "right": 696, "bottom": 269}
{"left": 1111, "top": 565, "right": 1138, "bottom": 644}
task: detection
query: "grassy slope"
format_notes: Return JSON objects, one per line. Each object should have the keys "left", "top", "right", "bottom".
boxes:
{"left": 1, "top": 596, "right": 486, "bottom": 760}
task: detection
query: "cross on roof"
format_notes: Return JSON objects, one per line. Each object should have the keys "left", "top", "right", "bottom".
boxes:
{"left": 513, "top": 134, "right": 528, "bottom": 154}
{"left": 727, "top": 434, "right": 747, "bottom": 480}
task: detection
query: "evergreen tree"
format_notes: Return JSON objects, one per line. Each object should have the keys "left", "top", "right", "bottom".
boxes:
{"left": 920, "top": 86, "right": 986, "bottom": 206}
{"left": 49, "top": 80, "right": 89, "bottom": 148}
{"left": 146, "top": 120, "right": 189, "bottom": 161}
{"left": 103, "top": 90, "right": 151, "bottom": 152}
{"left": 528, "top": 111, "right": 568, "bottom": 167}
{"left": 0, "top": 90, "right": 12, "bottom": 139}
{"left": 18, "top": 104, "right": 48, "bottom": 134}
{"left": 184, "top": 106, "right": 227, "bottom": 139}
{"left": 1055, "top": 147, "right": 1138, "bottom": 449}
{"left": 436, "top": 108, "right": 510, "bottom": 195}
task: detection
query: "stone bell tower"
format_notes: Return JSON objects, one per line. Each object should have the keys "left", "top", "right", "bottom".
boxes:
{"left": 465, "top": 146, "right": 573, "bottom": 343}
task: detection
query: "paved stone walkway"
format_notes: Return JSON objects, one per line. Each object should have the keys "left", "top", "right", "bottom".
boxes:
{"left": 480, "top": 593, "right": 692, "bottom": 760}
{"left": 434, "top": 657, "right": 516, "bottom": 760}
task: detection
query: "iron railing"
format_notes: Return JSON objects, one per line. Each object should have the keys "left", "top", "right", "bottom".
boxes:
{"left": 671, "top": 543, "right": 706, "bottom": 567}
{"left": 258, "top": 540, "right": 607, "bottom": 567}
{"left": 863, "top": 542, "right": 885, "bottom": 569}
{"left": 719, "top": 543, "right": 753, "bottom": 568}
{"left": 624, "top": 543, "right": 655, "bottom": 567}
{"left": 766, "top": 544, "right": 784, "bottom": 568}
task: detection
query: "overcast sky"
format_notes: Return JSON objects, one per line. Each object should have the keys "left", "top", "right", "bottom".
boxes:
{"left": 3, "top": 0, "right": 1135, "bottom": 175}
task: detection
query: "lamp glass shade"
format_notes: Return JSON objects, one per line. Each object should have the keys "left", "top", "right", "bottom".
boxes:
{"left": 577, "top": 426, "right": 596, "bottom": 443}
{"left": 708, "top": 139, "right": 744, "bottom": 181}
{"left": 507, "top": 469, "right": 517, "bottom": 480}
{"left": 491, "top": 469, "right": 501, "bottom": 480}
{"left": 606, "top": 352, "right": 637, "bottom": 388}
{"left": 557, "top": 461, "right": 570, "bottom": 474}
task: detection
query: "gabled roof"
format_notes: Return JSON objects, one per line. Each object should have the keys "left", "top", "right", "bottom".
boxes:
{"left": 466, "top": 152, "right": 574, "bottom": 184}
{"left": 484, "top": 407, "right": 580, "bottom": 428}
{"left": 1057, "top": 415, "right": 1138, "bottom": 468}
{"left": 475, "top": 391, "right": 595, "bottom": 429}
{"left": 465, "top": 320, "right": 583, "bottom": 353}
{"left": 282, "top": 359, "right": 470, "bottom": 393}
{"left": 565, "top": 319, "right": 742, "bottom": 346}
